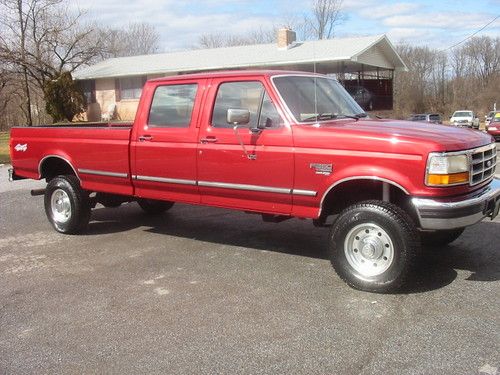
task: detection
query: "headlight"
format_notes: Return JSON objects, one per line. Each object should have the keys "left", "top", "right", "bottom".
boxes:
{"left": 426, "top": 153, "right": 469, "bottom": 186}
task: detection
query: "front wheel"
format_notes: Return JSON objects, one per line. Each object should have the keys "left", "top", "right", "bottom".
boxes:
{"left": 329, "top": 201, "right": 420, "bottom": 293}
{"left": 44, "top": 175, "right": 91, "bottom": 234}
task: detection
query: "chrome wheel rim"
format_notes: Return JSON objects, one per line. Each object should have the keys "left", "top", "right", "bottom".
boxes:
{"left": 344, "top": 223, "right": 394, "bottom": 277}
{"left": 51, "top": 189, "right": 71, "bottom": 224}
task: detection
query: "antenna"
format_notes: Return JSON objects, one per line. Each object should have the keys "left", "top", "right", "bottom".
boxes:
{"left": 313, "top": 39, "right": 318, "bottom": 124}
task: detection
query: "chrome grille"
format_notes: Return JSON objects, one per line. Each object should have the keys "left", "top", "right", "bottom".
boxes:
{"left": 470, "top": 144, "right": 497, "bottom": 185}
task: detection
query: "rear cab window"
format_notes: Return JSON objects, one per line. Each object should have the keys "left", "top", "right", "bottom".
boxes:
{"left": 148, "top": 84, "right": 198, "bottom": 128}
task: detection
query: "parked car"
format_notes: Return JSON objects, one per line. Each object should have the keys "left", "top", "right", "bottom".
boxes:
{"left": 346, "top": 86, "right": 373, "bottom": 111}
{"left": 9, "top": 70, "right": 500, "bottom": 293}
{"left": 485, "top": 111, "right": 499, "bottom": 127}
{"left": 450, "top": 110, "right": 480, "bottom": 128}
{"left": 407, "top": 113, "right": 442, "bottom": 124}
{"left": 486, "top": 113, "right": 500, "bottom": 141}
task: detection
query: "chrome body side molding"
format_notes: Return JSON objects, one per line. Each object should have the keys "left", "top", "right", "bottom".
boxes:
{"left": 134, "top": 175, "right": 197, "bottom": 186}
{"left": 133, "top": 175, "right": 317, "bottom": 196}
{"left": 78, "top": 169, "right": 128, "bottom": 178}
{"left": 198, "top": 181, "right": 291, "bottom": 194}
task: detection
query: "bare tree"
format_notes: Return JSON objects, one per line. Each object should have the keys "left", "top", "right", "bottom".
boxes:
{"left": 198, "top": 27, "right": 277, "bottom": 49}
{"left": 99, "top": 22, "right": 161, "bottom": 58}
{"left": 0, "top": 0, "right": 105, "bottom": 123}
{"left": 305, "top": 0, "right": 345, "bottom": 39}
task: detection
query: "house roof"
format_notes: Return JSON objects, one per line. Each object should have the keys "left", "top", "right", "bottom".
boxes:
{"left": 74, "top": 34, "right": 407, "bottom": 80}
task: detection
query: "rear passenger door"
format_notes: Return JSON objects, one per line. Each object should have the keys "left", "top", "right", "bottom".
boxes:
{"left": 131, "top": 79, "right": 206, "bottom": 204}
{"left": 197, "top": 77, "right": 294, "bottom": 214}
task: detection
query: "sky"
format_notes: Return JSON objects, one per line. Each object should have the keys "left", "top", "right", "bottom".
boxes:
{"left": 78, "top": 0, "right": 500, "bottom": 52}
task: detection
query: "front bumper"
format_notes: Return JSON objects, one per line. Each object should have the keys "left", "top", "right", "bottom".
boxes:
{"left": 453, "top": 121, "right": 472, "bottom": 128}
{"left": 412, "top": 178, "right": 500, "bottom": 230}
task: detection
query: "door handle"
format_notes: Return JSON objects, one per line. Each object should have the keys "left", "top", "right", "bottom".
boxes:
{"left": 139, "top": 135, "right": 153, "bottom": 142}
{"left": 200, "top": 137, "right": 217, "bottom": 143}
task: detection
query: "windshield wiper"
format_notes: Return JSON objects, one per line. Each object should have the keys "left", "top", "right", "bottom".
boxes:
{"left": 336, "top": 113, "right": 367, "bottom": 121}
{"left": 301, "top": 112, "right": 367, "bottom": 122}
{"left": 301, "top": 113, "right": 337, "bottom": 122}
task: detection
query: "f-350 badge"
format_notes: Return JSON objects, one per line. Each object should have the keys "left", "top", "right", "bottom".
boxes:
{"left": 310, "top": 163, "right": 333, "bottom": 175}
{"left": 14, "top": 143, "right": 28, "bottom": 152}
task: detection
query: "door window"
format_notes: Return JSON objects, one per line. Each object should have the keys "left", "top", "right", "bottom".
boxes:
{"left": 258, "top": 92, "right": 284, "bottom": 128}
{"left": 148, "top": 84, "right": 198, "bottom": 127}
{"left": 211, "top": 81, "right": 282, "bottom": 128}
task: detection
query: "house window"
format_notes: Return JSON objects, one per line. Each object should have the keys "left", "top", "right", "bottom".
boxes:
{"left": 116, "top": 76, "right": 146, "bottom": 100}
{"left": 80, "top": 80, "right": 96, "bottom": 104}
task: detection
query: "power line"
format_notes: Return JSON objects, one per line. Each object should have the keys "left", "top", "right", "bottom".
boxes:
{"left": 442, "top": 14, "right": 500, "bottom": 51}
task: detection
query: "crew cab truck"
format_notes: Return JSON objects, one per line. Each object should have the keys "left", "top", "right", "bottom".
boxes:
{"left": 9, "top": 71, "right": 500, "bottom": 293}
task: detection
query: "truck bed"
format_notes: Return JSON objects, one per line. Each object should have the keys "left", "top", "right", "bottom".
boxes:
{"left": 10, "top": 122, "right": 134, "bottom": 196}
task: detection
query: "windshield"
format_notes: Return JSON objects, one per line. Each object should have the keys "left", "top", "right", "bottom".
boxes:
{"left": 453, "top": 111, "right": 472, "bottom": 117}
{"left": 273, "top": 75, "right": 365, "bottom": 123}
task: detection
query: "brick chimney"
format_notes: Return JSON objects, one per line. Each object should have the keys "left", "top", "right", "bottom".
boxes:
{"left": 277, "top": 28, "right": 296, "bottom": 49}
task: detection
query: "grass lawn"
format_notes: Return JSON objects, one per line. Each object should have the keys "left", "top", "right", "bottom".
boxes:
{"left": 0, "top": 131, "right": 10, "bottom": 164}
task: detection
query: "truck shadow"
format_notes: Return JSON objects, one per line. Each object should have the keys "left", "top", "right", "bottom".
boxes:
{"left": 87, "top": 203, "right": 500, "bottom": 294}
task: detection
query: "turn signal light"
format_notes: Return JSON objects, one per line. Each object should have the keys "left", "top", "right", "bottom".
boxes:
{"left": 427, "top": 172, "right": 469, "bottom": 186}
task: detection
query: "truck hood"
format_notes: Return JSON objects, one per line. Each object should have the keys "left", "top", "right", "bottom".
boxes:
{"left": 316, "top": 118, "right": 492, "bottom": 151}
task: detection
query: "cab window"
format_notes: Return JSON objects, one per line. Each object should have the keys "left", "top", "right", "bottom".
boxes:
{"left": 148, "top": 84, "right": 198, "bottom": 127}
{"left": 211, "top": 81, "right": 283, "bottom": 128}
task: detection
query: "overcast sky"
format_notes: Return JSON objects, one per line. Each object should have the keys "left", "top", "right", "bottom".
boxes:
{"left": 78, "top": 0, "right": 500, "bottom": 51}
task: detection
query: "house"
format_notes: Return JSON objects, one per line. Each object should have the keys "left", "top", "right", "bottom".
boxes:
{"left": 74, "top": 29, "right": 407, "bottom": 121}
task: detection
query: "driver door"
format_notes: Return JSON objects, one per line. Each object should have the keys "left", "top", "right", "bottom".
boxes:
{"left": 197, "top": 77, "right": 294, "bottom": 214}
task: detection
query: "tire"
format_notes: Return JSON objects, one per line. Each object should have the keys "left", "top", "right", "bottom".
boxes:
{"left": 44, "top": 175, "right": 91, "bottom": 234}
{"left": 421, "top": 228, "right": 464, "bottom": 247}
{"left": 137, "top": 199, "right": 174, "bottom": 214}
{"left": 329, "top": 200, "right": 420, "bottom": 293}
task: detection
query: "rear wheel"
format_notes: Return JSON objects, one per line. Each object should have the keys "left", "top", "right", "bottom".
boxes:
{"left": 421, "top": 228, "right": 464, "bottom": 247}
{"left": 137, "top": 199, "right": 174, "bottom": 214}
{"left": 44, "top": 175, "right": 91, "bottom": 234}
{"left": 329, "top": 200, "right": 420, "bottom": 293}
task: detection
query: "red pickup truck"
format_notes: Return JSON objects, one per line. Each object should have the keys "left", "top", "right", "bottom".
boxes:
{"left": 9, "top": 70, "right": 500, "bottom": 293}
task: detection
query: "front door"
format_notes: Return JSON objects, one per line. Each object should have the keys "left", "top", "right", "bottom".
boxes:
{"left": 197, "top": 77, "right": 294, "bottom": 214}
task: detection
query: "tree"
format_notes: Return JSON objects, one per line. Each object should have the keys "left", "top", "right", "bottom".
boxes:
{"left": 198, "top": 27, "right": 277, "bottom": 49}
{"left": 306, "top": 0, "right": 345, "bottom": 39}
{"left": 98, "top": 22, "right": 160, "bottom": 58}
{"left": 0, "top": 0, "right": 104, "bottom": 122}
{"left": 44, "top": 71, "right": 85, "bottom": 122}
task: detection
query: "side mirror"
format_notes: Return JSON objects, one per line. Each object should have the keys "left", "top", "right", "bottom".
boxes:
{"left": 227, "top": 108, "right": 250, "bottom": 125}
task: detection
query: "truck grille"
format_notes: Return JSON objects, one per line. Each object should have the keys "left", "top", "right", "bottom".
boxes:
{"left": 470, "top": 144, "right": 497, "bottom": 185}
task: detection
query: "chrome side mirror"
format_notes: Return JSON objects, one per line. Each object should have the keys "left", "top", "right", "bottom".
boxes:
{"left": 227, "top": 108, "right": 250, "bottom": 125}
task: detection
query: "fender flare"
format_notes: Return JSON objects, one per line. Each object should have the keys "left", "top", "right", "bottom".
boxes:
{"left": 38, "top": 154, "right": 80, "bottom": 181}
{"left": 319, "top": 176, "right": 410, "bottom": 215}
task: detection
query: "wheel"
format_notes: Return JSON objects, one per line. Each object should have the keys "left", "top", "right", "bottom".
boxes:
{"left": 44, "top": 175, "right": 91, "bottom": 234}
{"left": 421, "top": 228, "right": 464, "bottom": 247}
{"left": 137, "top": 199, "right": 174, "bottom": 214}
{"left": 329, "top": 200, "right": 420, "bottom": 293}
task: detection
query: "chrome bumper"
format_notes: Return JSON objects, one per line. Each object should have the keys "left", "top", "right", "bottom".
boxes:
{"left": 8, "top": 167, "right": 26, "bottom": 182}
{"left": 412, "top": 178, "right": 500, "bottom": 230}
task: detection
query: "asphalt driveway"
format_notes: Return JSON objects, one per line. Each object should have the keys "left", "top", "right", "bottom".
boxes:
{"left": 0, "top": 164, "right": 499, "bottom": 375}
